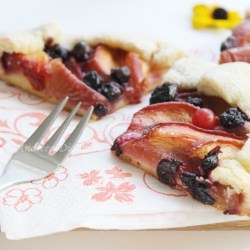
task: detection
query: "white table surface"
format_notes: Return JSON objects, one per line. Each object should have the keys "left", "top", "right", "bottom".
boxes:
{"left": 1, "top": 0, "right": 250, "bottom": 248}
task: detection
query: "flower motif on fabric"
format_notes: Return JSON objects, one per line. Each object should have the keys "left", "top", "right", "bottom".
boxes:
{"left": 79, "top": 166, "right": 136, "bottom": 203}
{"left": 2, "top": 188, "right": 43, "bottom": 212}
{"left": 105, "top": 166, "right": 132, "bottom": 179}
{"left": 32, "top": 166, "right": 68, "bottom": 189}
{"left": 92, "top": 181, "right": 136, "bottom": 203}
{"left": 79, "top": 170, "right": 102, "bottom": 186}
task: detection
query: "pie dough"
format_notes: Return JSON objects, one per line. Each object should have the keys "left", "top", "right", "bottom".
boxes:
{"left": 163, "top": 57, "right": 217, "bottom": 89}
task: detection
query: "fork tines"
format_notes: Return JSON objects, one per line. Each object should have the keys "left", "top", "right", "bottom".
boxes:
{"left": 21, "top": 97, "right": 93, "bottom": 162}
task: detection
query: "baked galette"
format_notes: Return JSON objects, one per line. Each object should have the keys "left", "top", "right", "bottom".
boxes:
{"left": 112, "top": 58, "right": 250, "bottom": 215}
{"left": 0, "top": 23, "right": 185, "bottom": 119}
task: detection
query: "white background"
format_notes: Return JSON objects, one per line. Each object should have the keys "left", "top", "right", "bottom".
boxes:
{"left": 1, "top": 0, "right": 250, "bottom": 249}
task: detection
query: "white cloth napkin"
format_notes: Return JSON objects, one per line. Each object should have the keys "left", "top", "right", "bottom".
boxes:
{"left": 0, "top": 81, "right": 248, "bottom": 239}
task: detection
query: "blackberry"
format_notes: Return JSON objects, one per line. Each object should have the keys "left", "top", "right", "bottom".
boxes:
{"left": 192, "top": 182, "right": 215, "bottom": 205}
{"left": 111, "top": 66, "right": 131, "bottom": 85}
{"left": 201, "top": 154, "right": 218, "bottom": 173}
{"left": 83, "top": 71, "right": 103, "bottom": 90}
{"left": 44, "top": 44, "right": 69, "bottom": 62}
{"left": 186, "top": 96, "right": 203, "bottom": 107}
{"left": 181, "top": 172, "right": 215, "bottom": 205}
{"left": 94, "top": 103, "right": 108, "bottom": 116}
{"left": 212, "top": 7, "right": 228, "bottom": 20}
{"left": 220, "top": 36, "right": 237, "bottom": 52}
{"left": 220, "top": 108, "right": 245, "bottom": 129}
{"left": 149, "top": 83, "right": 178, "bottom": 104}
{"left": 181, "top": 172, "right": 197, "bottom": 188}
{"left": 100, "top": 82, "right": 123, "bottom": 102}
{"left": 71, "top": 41, "right": 92, "bottom": 62}
{"left": 156, "top": 158, "right": 182, "bottom": 187}
{"left": 111, "top": 140, "right": 122, "bottom": 156}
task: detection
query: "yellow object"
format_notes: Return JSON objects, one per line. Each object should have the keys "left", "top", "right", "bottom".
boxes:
{"left": 192, "top": 4, "right": 243, "bottom": 29}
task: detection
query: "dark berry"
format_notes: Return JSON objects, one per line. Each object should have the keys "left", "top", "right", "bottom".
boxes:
{"left": 156, "top": 158, "right": 182, "bottom": 187}
{"left": 94, "top": 103, "right": 108, "bottom": 117}
{"left": 192, "top": 183, "right": 215, "bottom": 205}
{"left": 111, "top": 66, "right": 131, "bottom": 85}
{"left": 181, "top": 172, "right": 215, "bottom": 205}
{"left": 71, "top": 41, "right": 92, "bottom": 62}
{"left": 149, "top": 83, "right": 178, "bottom": 104}
{"left": 83, "top": 71, "right": 103, "bottom": 90}
{"left": 220, "top": 108, "right": 245, "bottom": 129}
{"left": 186, "top": 96, "right": 203, "bottom": 107}
{"left": 44, "top": 44, "right": 69, "bottom": 62}
{"left": 100, "top": 82, "right": 123, "bottom": 102}
{"left": 201, "top": 147, "right": 220, "bottom": 173}
{"left": 212, "top": 7, "right": 228, "bottom": 20}
{"left": 111, "top": 140, "right": 122, "bottom": 156}
{"left": 220, "top": 36, "right": 237, "bottom": 52}
{"left": 181, "top": 172, "right": 197, "bottom": 188}
{"left": 192, "top": 108, "right": 216, "bottom": 130}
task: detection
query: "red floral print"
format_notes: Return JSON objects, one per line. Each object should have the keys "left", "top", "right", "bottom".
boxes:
{"left": 79, "top": 170, "right": 102, "bottom": 186}
{"left": 32, "top": 166, "right": 68, "bottom": 189}
{"left": 105, "top": 166, "right": 132, "bottom": 179}
{"left": 92, "top": 181, "right": 136, "bottom": 203}
{"left": 2, "top": 188, "right": 43, "bottom": 212}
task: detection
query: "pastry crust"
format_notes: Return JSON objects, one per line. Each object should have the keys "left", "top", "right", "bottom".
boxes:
{"left": 0, "top": 23, "right": 186, "bottom": 66}
{"left": 163, "top": 58, "right": 250, "bottom": 118}
{"left": 0, "top": 23, "right": 62, "bottom": 55}
{"left": 163, "top": 57, "right": 217, "bottom": 89}
{"left": 210, "top": 159, "right": 250, "bottom": 212}
{"left": 198, "top": 62, "right": 250, "bottom": 117}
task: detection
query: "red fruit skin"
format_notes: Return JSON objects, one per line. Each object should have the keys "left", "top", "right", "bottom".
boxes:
{"left": 46, "top": 59, "right": 111, "bottom": 111}
{"left": 2, "top": 52, "right": 49, "bottom": 91}
{"left": 220, "top": 46, "right": 250, "bottom": 64}
{"left": 82, "top": 45, "right": 117, "bottom": 79}
{"left": 192, "top": 108, "right": 216, "bottom": 130}
{"left": 124, "top": 52, "right": 145, "bottom": 104}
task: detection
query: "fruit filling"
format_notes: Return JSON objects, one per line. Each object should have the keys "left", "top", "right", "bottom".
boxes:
{"left": 112, "top": 82, "right": 249, "bottom": 214}
{"left": 149, "top": 82, "right": 249, "bottom": 135}
{"left": 1, "top": 38, "right": 164, "bottom": 118}
{"left": 43, "top": 41, "right": 134, "bottom": 107}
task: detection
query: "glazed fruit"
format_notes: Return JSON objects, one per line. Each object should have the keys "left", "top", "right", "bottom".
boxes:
{"left": 149, "top": 83, "right": 178, "bottom": 104}
{"left": 100, "top": 82, "right": 123, "bottom": 102}
{"left": 83, "top": 71, "right": 103, "bottom": 90}
{"left": 181, "top": 172, "right": 215, "bottom": 205}
{"left": 200, "top": 146, "right": 220, "bottom": 174}
{"left": 94, "top": 103, "right": 108, "bottom": 116}
{"left": 220, "top": 108, "right": 245, "bottom": 128}
{"left": 186, "top": 96, "right": 203, "bottom": 107}
{"left": 111, "top": 66, "right": 131, "bottom": 85}
{"left": 44, "top": 44, "right": 69, "bottom": 62}
{"left": 71, "top": 41, "right": 92, "bottom": 62}
{"left": 84, "top": 45, "right": 116, "bottom": 77}
{"left": 156, "top": 158, "right": 182, "bottom": 187}
{"left": 192, "top": 108, "right": 216, "bottom": 130}
{"left": 111, "top": 101, "right": 248, "bottom": 213}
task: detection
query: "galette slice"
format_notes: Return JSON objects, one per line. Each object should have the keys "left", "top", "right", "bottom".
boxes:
{"left": 112, "top": 60, "right": 250, "bottom": 215}
{"left": 0, "top": 23, "right": 185, "bottom": 120}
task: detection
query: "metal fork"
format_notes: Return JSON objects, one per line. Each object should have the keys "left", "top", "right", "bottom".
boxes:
{"left": 0, "top": 97, "right": 93, "bottom": 191}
